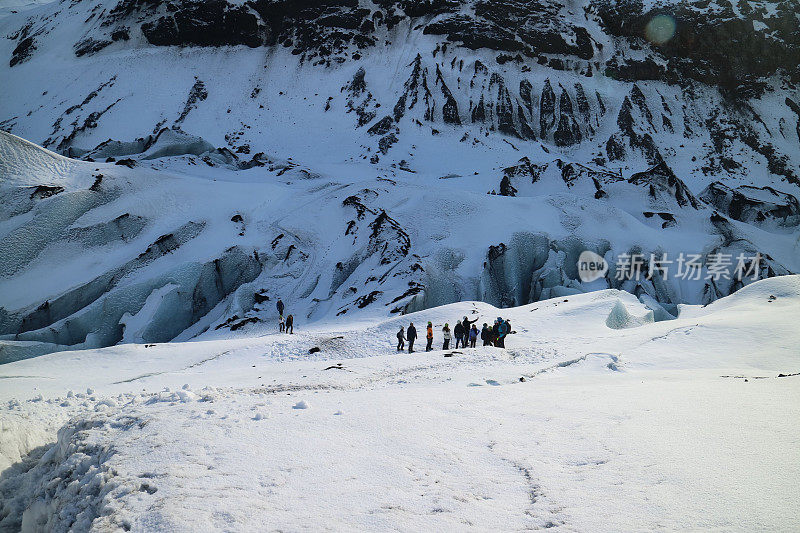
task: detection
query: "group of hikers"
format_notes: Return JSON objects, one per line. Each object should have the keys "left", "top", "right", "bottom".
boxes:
{"left": 276, "top": 299, "right": 294, "bottom": 334}
{"left": 396, "top": 316, "right": 511, "bottom": 353}
{"left": 274, "top": 297, "right": 512, "bottom": 350}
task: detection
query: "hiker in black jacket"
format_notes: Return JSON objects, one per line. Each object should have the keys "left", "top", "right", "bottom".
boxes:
{"left": 481, "top": 323, "right": 492, "bottom": 346}
{"left": 285, "top": 314, "right": 294, "bottom": 334}
{"left": 396, "top": 326, "right": 405, "bottom": 352}
{"left": 276, "top": 299, "right": 284, "bottom": 316}
{"left": 406, "top": 322, "right": 417, "bottom": 353}
{"left": 454, "top": 321, "right": 465, "bottom": 349}
{"left": 461, "top": 316, "right": 478, "bottom": 335}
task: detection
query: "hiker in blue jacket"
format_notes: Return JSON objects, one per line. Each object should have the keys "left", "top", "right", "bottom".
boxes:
{"left": 469, "top": 324, "right": 479, "bottom": 348}
{"left": 496, "top": 317, "right": 509, "bottom": 348}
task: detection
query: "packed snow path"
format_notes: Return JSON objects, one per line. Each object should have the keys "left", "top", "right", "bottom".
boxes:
{"left": 1, "top": 277, "right": 799, "bottom": 531}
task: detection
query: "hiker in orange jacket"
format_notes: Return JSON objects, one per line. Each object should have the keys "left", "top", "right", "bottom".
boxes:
{"left": 425, "top": 322, "right": 433, "bottom": 352}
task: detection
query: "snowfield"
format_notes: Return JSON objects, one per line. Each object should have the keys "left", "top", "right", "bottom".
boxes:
{"left": 1, "top": 276, "right": 798, "bottom": 531}
{"left": 1, "top": 0, "right": 799, "bottom": 529}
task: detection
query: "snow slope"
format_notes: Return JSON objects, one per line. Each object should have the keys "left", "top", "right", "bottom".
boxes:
{"left": 1, "top": 276, "right": 798, "bottom": 531}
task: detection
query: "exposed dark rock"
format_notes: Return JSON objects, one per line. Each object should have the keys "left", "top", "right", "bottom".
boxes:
{"left": 699, "top": 182, "right": 800, "bottom": 226}
{"left": 553, "top": 89, "right": 582, "bottom": 147}
{"left": 492, "top": 74, "right": 517, "bottom": 137}
{"left": 628, "top": 161, "right": 700, "bottom": 209}
{"left": 90, "top": 175, "right": 103, "bottom": 191}
{"left": 516, "top": 103, "right": 536, "bottom": 140}
{"left": 539, "top": 79, "right": 556, "bottom": 138}
{"left": 611, "top": 87, "right": 663, "bottom": 164}
{"left": 499, "top": 175, "right": 517, "bottom": 197}
{"left": 424, "top": 14, "right": 525, "bottom": 53}
{"left": 594, "top": 0, "right": 800, "bottom": 97}
{"left": 786, "top": 98, "right": 800, "bottom": 143}
{"left": 54, "top": 94, "right": 122, "bottom": 152}
{"left": 141, "top": 1, "right": 264, "bottom": 48}
{"left": 475, "top": 0, "right": 593, "bottom": 58}
{"left": 115, "top": 158, "right": 136, "bottom": 168}
{"left": 604, "top": 55, "right": 665, "bottom": 82}
{"left": 471, "top": 95, "right": 486, "bottom": 123}
{"left": 393, "top": 55, "right": 433, "bottom": 122}
{"left": 176, "top": 79, "right": 208, "bottom": 125}
{"left": 29, "top": 185, "right": 65, "bottom": 200}
{"left": 501, "top": 157, "right": 537, "bottom": 184}
{"left": 74, "top": 38, "right": 112, "bottom": 57}
{"left": 367, "top": 116, "right": 394, "bottom": 136}
{"left": 435, "top": 66, "right": 461, "bottom": 125}
{"left": 355, "top": 290, "right": 382, "bottom": 308}
{"left": 368, "top": 210, "right": 410, "bottom": 264}
{"left": 381, "top": 0, "right": 461, "bottom": 18}
{"left": 10, "top": 36, "right": 35, "bottom": 67}
{"left": 344, "top": 67, "right": 378, "bottom": 127}
{"left": 229, "top": 316, "right": 261, "bottom": 331}
{"left": 519, "top": 80, "right": 533, "bottom": 114}
{"left": 606, "top": 136, "right": 625, "bottom": 161}
{"left": 629, "top": 85, "right": 653, "bottom": 129}
{"left": 111, "top": 28, "right": 130, "bottom": 42}
{"left": 574, "top": 83, "right": 591, "bottom": 125}
{"left": 378, "top": 133, "right": 398, "bottom": 154}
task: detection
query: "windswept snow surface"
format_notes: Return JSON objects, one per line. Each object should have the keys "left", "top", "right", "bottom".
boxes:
{"left": 1, "top": 276, "right": 799, "bottom": 531}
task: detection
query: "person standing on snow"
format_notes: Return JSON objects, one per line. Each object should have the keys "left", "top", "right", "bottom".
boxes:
{"left": 397, "top": 326, "right": 405, "bottom": 352}
{"left": 285, "top": 314, "right": 294, "bottom": 334}
{"left": 461, "top": 316, "right": 478, "bottom": 344}
{"left": 481, "top": 323, "right": 492, "bottom": 346}
{"left": 496, "top": 317, "right": 509, "bottom": 348}
{"left": 491, "top": 319, "right": 500, "bottom": 346}
{"left": 406, "top": 322, "right": 417, "bottom": 353}
{"left": 279, "top": 314, "right": 285, "bottom": 333}
{"left": 442, "top": 323, "right": 452, "bottom": 350}
{"left": 469, "top": 324, "right": 479, "bottom": 348}
{"left": 277, "top": 299, "right": 284, "bottom": 316}
{"left": 426, "top": 322, "right": 433, "bottom": 352}
{"left": 453, "top": 320, "right": 465, "bottom": 349}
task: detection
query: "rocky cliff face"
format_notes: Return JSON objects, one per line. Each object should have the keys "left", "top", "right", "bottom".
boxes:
{"left": 5, "top": 0, "right": 797, "bottom": 182}
{"left": 0, "top": 0, "right": 798, "bottom": 357}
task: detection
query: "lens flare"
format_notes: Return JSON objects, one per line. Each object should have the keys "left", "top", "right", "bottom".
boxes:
{"left": 645, "top": 14, "right": 676, "bottom": 45}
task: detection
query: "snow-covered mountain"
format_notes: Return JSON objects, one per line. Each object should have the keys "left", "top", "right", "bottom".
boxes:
{"left": 1, "top": 0, "right": 799, "bottom": 359}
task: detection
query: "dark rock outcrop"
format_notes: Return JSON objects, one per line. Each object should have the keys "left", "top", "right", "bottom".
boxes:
{"left": 595, "top": 0, "right": 800, "bottom": 97}
{"left": 10, "top": 36, "right": 36, "bottom": 67}
{"left": 553, "top": 89, "right": 582, "bottom": 147}
{"left": 141, "top": 1, "right": 264, "bottom": 48}
{"left": 539, "top": 79, "right": 556, "bottom": 139}
{"left": 628, "top": 161, "right": 700, "bottom": 209}
{"left": 699, "top": 182, "right": 800, "bottom": 226}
